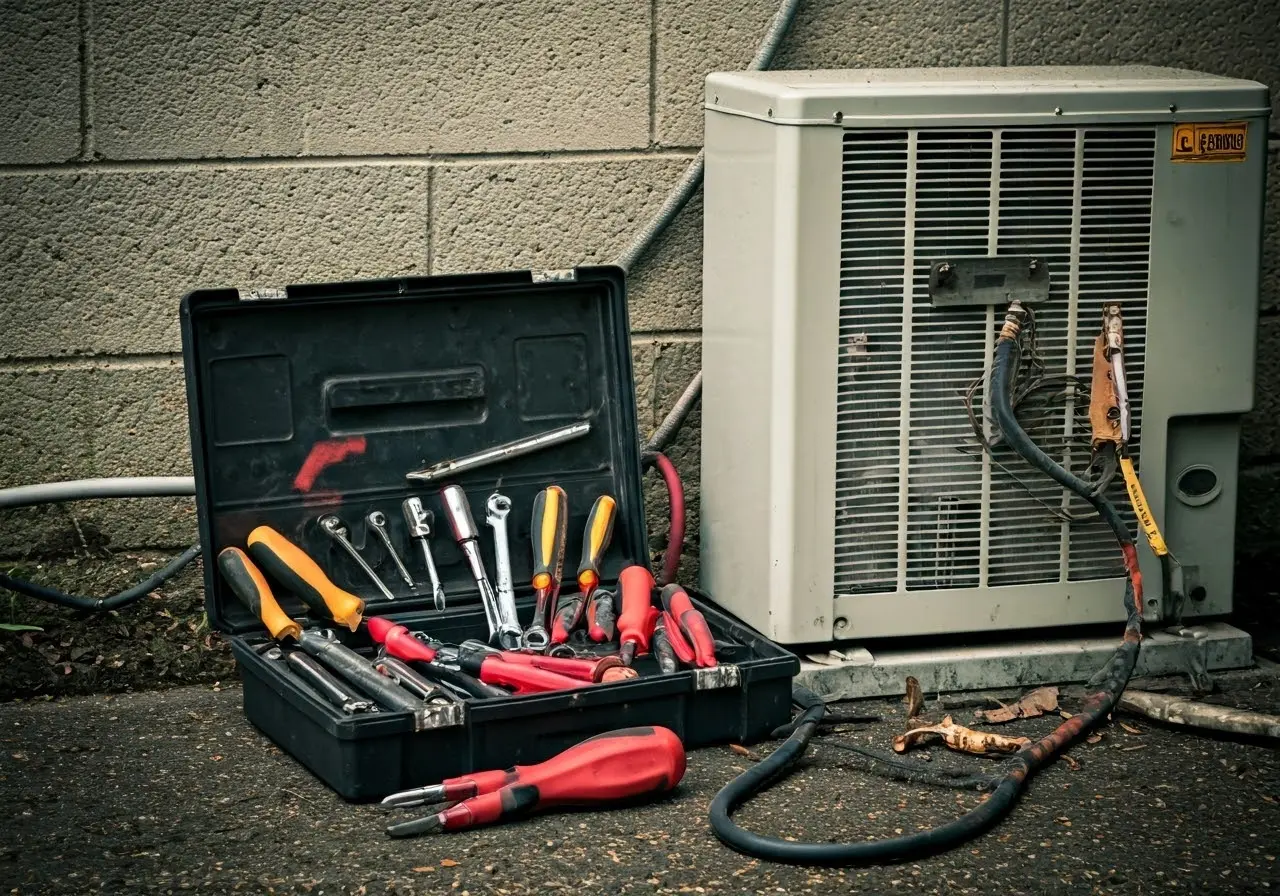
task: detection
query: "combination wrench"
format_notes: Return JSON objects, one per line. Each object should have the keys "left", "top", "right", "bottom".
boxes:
{"left": 319, "top": 515, "right": 395, "bottom": 601}
{"left": 484, "top": 492, "right": 524, "bottom": 650}
{"left": 440, "top": 485, "right": 506, "bottom": 645}
{"left": 366, "top": 510, "right": 415, "bottom": 587}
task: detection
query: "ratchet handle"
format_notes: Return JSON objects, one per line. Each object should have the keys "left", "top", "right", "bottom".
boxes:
{"left": 217, "top": 547, "right": 301, "bottom": 641}
{"left": 530, "top": 486, "right": 568, "bottom": 594}
{"left": 246, "top": 526, "right": 365, "bottom": 631}
{"left": 575, "top": 495, "right": 617, "bottom": 595}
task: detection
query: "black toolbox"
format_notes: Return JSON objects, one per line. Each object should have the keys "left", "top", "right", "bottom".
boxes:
{"left": 180, "top": 266, "right": 798, "bottom": 801}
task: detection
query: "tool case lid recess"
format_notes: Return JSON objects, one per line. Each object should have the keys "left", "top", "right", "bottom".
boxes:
{"left": 180, "top": 266, "right": 648, "bottom": 636}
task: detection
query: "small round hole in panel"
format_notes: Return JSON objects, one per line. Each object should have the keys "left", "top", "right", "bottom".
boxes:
{"left": 1174, "top": 465, "right": 1221, "bottom": 507}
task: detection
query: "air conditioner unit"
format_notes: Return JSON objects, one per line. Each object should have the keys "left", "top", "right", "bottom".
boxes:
{"left": 700, "top": 67, "right": 1269, "bottom": 652}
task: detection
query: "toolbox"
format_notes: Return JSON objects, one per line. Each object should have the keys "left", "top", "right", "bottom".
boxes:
{"left": 180, "top": 266, "right": 799, "bottom": 800}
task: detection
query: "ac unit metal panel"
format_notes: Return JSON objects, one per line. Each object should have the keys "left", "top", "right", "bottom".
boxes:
{"left": 699, "top": 67, "right": 1269, "bottom": 645}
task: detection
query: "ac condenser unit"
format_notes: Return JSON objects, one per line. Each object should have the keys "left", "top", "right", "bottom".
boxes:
{"left": 700, "top": 67, "right": 1269, "bottom": 646}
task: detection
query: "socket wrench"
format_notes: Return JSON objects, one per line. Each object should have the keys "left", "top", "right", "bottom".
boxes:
{"left": 440, "top": 484, "right": 504, "bottom": 644}
{"left": 484, "top": 491, "right": 524, "bottom": 650}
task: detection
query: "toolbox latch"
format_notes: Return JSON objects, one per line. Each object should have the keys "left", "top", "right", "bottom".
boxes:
{"left": 414, "top": 702, "right": 467, "bottom": 732}
{"left": 692, "top": 664, "right": 742, "bottom": 690}
{"left": 236, "top": 285, "right": 290, "bottom": 301}
{"left": 531, "top": 269, "right": 577, "bottom": 283}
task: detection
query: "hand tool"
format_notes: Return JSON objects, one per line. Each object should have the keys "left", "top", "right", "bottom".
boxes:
{"left": 295, "top": 629, "right": 428, "bottom": 715}
{"left": 458, "top": 639, "right": 637, "bottom": 683}
{"left": 524, "top": 485, "right": 568, "bottom": 651}
{"left": 484, "top": 491, "right": 524, "bottom": 650}
{"left": 586, "top": 589, "right": 616, "bottom": 642}
{"left": 440, "top": 484, "right": 506, "bottom": 642}
{"left": 402, "top": 498, "right": 447, "bottom": 611}
{"left": 318, "top": 515, "right": 396, "bottom": 601}
{"left": 365, "top": 617, "right": 511, "bottom": 699}
{"left": 373, "top": 654, "right": 453, "bottom": 705}
{"left": 660, "top": 584, "right": 717, "bottom": 668}
{"left": 217, "top": 547, "right": 302, "bottom": 640}
{"left": 405, "top": 421, "right": 592, "bottom": 483}
{"left": 383, "top": 725, "right": 687, "bottom": 836}
{"left": 435, "top": 643, "right": 584, "bottom": 695}
{"left": 403, "top": 654, "right": 510, "bottom": 700}
{"left": 283, "top": 648, "right": 379, "bottom": 713}
{"left": 616, "top": 565, "right": 656, "bottom": 666}
{"left": 661, "top": 609, "right": 697, "bottom": 666}
{"left": 650, "top": 611, "right": 679, "bottom": 675}
{"left": 366, "top": 510, "right": 414, "bottom": 587}
{"left": 552, "top": 494, "right": 617, "bottom": 643}
{"left": 245, "top": 526, "right": 365, "bottom": 631}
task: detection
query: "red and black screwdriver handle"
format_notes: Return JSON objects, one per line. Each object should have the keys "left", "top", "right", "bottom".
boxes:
{"left": 386, "top": 726, "right": 687, "bottom": 837}
{"left": 660, "top": 583, "right": 717, "bottom": 668}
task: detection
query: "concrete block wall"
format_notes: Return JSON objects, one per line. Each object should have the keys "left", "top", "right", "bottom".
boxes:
{"left": 1, "top": 0, "right": 1278, "bottom": 585}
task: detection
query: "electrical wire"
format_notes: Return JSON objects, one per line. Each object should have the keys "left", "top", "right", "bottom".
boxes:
{"left": 642, "top": 451, "right": 686, "bottom": 586}
{"left": 708, "top": 304, "right": 1144, "bottom": 866}
{"left": 0, "top": 543, "right": 202, "bottom": 613}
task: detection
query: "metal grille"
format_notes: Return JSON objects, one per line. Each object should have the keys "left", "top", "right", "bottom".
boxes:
{"left": 834, "top": 126, "right": 1155, "bottom": 597}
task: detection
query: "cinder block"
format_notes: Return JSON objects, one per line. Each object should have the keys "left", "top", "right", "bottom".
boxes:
{"left": 1237, "top": 464, "right": 1280, "bottom": 554}
{"left": 628, "top": 190, "right": 704, "bottom": 333}
{"left": 1007, "top": 0, "right": 1280, "bottom": 121}
{"left": 1243, "top": 316, "right": 1280, "bottom": 461}
{"left": 0, "top": 361, "right": 195, "bottom": 556}
{"left": 641, "top": 339, "right": 703, "bottom": 582}
{"left": 0, "top": 166, "right": 429, "bottom": 359}
{"left": 656, "top": 0, "right": 1004, "bottom": 147}
{"left": 0, "top": 0, "right": 80, "bottom": 163}
{"left": 93, "top": 0, "right": 649, "bottom": 159}
{"left": 432, "top": 157, "right": 702, "bottom": 331}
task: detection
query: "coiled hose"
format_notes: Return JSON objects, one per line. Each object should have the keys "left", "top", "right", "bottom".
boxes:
{"left": 708, "top": 312, "right": 1144, "bottom": 866}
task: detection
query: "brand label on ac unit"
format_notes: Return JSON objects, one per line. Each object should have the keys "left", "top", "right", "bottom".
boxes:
{"left": 1171, "top": 122, "right": 1248, "bottom": 162}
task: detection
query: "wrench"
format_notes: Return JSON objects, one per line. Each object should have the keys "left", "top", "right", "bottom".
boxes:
{"left": 319, "top": 515, "right": 396, "bottom": 601}
{"left": 366, "top": 510, "right": 415, "bottom": 587}
{"left": 402, "top": 498, "right": 447, "bottom": 611}
{"left": 278, "top": 648, "right": 379, "bottom": 714}
{"left": 440, "top": 485, "right": 505, "bottom": 645}
{"left": 484, "top": 492, "right": 524, "bottom": 650}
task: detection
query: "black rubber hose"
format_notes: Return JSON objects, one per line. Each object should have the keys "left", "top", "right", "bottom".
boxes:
{"left": 708, "top": 326, "right": 1143, "bottom": 866}
{"left": 0, "top": 544, "right": 202, "bottom": 613}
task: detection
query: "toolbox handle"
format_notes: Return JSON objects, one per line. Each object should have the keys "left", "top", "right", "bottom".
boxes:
{"left": 326, "top": 368, "right": 487, "bottom": 411}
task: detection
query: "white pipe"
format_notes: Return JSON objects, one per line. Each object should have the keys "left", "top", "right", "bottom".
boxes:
{"left": 0, "top": 476, "right": 196, "bottom": 510}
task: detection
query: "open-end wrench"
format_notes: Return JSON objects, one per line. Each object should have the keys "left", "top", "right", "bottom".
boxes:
{"left": 402, "top": 498, "right": 447, "bottom": 610}
{"left": 319, "top": 515, "right": 396, "bottom": 601}
{"left": 367, "top": 510, "right": 414, "bottom": 587}
{"left": 484, "top": 492, "right": 524, "bottom": 650}
{"left": 440, "top": 485, "right": 505, "bottom": 644}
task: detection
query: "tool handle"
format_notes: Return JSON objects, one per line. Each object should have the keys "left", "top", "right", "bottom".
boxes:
{"left": 412, "top": 661, "right": 509, "bottom": 700}
{"left": 650, "top": 615, "right": 679, "bottom": 675}
{"left": 575, "top": 495, "right": 617, "bottom": 593}
{"left": 437, "top": 726, "right": 686, "bottom": 831}
{"left": 660, "top": 584, "right": 716, "bottom": 667}
{"left": 587, "top": 590, "right": 616, "bottom": 642}
{"left": 550, "top": 594, "right": 586, "bottom": 644}
{"left": 661, "top": 609, "right": 697, "bottom": 665}
{"left": 616, "top": 565, "right": 656, "bottom": 657}
{"left": 246, "top": 526, "right": 365, "bottom": 631}
{"left": 467, "top": 655, "right": 584, "bottom": 694}
{"left": 530, "top": 486, "right": 568, "bottom": 592}
{"left": 496, "top": 650, "right": 627, "bottom": 683}
{"left": 366, "top": 616, "right": 438, "bottom": 663}
{"left": 217, "top": 547, "right": 302, "bottom": 641}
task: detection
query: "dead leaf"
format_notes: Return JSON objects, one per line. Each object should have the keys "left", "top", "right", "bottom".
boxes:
{"left": 729, "top": 744, "right": 761, "bottom": 762}
{"left": 1060, "top": 711, "right": 1074, "bottom": 719}
{"left": 1121, "top": 744, "right": 1147, "bottom": 752}
{"left": 412, "top": 867, "right": 435, "bottom": 873}
{"left": 893, "top": 715, "right": 1031, "bottom": 756}
{"left": 975, "top": 687, "right": 1058, "bottom": 724}
{"left": 440, "top": 859, "right": 459, "bottom": 867}
{"left": 904, "top": 676, "right": 924, "bottom": 719}
{"left": 1086, "top": 733, "right": 1103, "bottom": 745}
{"left": 1119, "top": 722, "right": 1142, "bottom": 735}
{"left": 1063, "top": 754, "right": 1081, "bottom": 771}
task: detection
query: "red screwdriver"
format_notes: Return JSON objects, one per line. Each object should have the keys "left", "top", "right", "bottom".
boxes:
{"left": 616, "top": 565, "right": 656, "bottom": 666}
{"left": 660, "top": 583, "right": 717, "bottom": 667}
{"left": 383, "top": 725, "right": 687, "bottom": 836}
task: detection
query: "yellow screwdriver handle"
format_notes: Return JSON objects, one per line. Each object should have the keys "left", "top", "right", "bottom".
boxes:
{"left": 576, "top": 495, "right": 617, "bottom": 592}
{"left": 217, "top": 548, "right": 302, "bottom": 641}
{"left": 246, "top": 526, "right": 365, "bottom": 631}
{"left": 531, "top": 486, "right": 568, "bottom": 592}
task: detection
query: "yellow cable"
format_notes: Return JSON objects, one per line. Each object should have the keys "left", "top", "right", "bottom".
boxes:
{"left": 1119, "top": 457, "right": 1169, "bottom": 557}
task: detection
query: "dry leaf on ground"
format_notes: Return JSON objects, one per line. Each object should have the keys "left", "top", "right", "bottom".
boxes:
{"left": 975, "top": 686, "right": 1059, "bottom": 724}
{"left": 905, "top": 676, "right": 924, "bottom": 719}
{"left": 893, "top": 715, "right": 1031, "bottom": 756}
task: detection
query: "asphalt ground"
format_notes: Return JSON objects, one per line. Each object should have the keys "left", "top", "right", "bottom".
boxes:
{"left": 3, "top": 676, "right": 1280, "bottom": 895}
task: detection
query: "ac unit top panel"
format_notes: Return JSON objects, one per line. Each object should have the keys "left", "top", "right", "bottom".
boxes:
{"left": 705, "top": 66, "right": 1270, "bottom": 127}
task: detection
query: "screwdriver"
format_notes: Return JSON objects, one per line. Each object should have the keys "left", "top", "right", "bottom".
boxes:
{"left": 384, "top": 725, "right": 687, "bottom": 835}
{"left": 586, "top": 589, "right": 616, "bottom": 642}
{"left": 458, "top": 640, "right": 637, "bottom": 683}
{"left": 616, "top": 565, "right": 656, "bottom": 666}
{"left": 246, "top": 526, "right": 365, "bottom": 631}
{"left": 661, "top": 609, "right": 697, "bottom": 666}
{"left": 552, "top": 495, "right": 617, "bottom": 644}
{"left": 524, "top": 485, "right": 568, "bottom": 651}
{"left": 660, "top": 584, "right": 717, "bottom": 668}
{"left": 650, "top": 610, "right": 679, "bottom": 675}
{"left": 217, "top": 548, "right": 301, "bottom": 641}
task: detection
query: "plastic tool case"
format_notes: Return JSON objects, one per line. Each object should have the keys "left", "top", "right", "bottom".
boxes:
{"left": 180, "top": 266, "right": 798, "bottom": 800}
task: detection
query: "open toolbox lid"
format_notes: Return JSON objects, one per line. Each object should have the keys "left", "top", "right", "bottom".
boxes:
{"left": 180, "top": 266, "right": 648, "bottom": 636}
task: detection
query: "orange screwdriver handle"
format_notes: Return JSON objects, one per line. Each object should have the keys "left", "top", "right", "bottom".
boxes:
{"left": 660, "top": 584, "right": 716, "bottom": 667}
{"left": 366, "top": 616, "right": 438, "bottom": 664}
{"left": 217, "top": 547, "right": 302, "bottom": 641}
{"left": 387, "top": 726, "right": 686, "bottom": 836}
{"left": 246, "top": 526, "right": 365, "bottom": 631}
{"left": 575, "top": 495, "right": 617, "bottom": 597}
{"left": 616, "top": 565, "right": 656, "bottom": 663}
